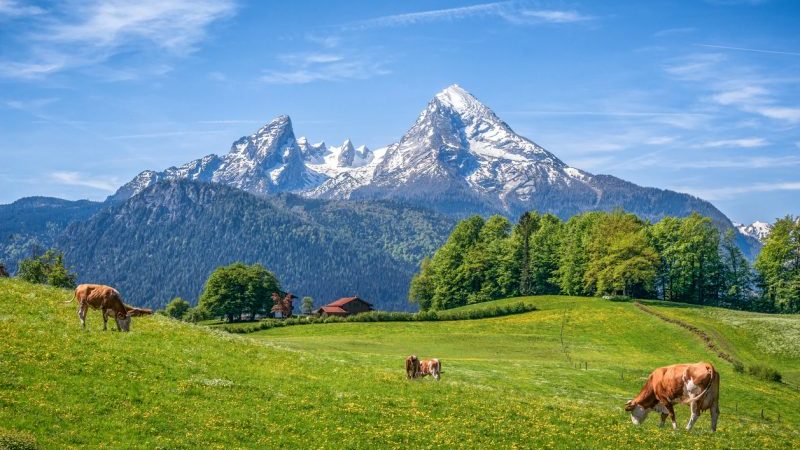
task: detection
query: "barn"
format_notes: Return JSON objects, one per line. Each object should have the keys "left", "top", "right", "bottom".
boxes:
{"left": 315, "top": 297, "right": 374, "bottom": 317}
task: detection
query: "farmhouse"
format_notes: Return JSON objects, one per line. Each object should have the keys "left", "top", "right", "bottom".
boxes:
{"left": 315, "top": 296, "right": 374, "bottom": 317}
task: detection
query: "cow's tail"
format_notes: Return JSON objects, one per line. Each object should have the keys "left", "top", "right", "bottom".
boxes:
{"left": 65, "top": 289, "right": 77, "bottom": 304}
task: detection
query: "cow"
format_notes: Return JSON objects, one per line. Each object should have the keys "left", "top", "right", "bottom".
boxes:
{"left": 405, "top": 355, "right": 420, "bottom": 379}
{"left": 71, "top": 284, "right": 132, "bottom": 332}
{"left": 625, "top": 362, "right": 720, "bottom": 431}
{"left": 418, "top": 358, "right": 441, "bottom": 381}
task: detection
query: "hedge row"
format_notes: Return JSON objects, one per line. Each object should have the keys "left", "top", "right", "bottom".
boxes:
{"left": 220, "top": 302, "right": 537, "bottom": 334}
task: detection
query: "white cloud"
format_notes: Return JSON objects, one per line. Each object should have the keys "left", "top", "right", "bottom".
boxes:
{"left": 753, "top": 106, "right": 800, "bottom": 123}
{"left": 50, "top": 171, "right": 119, "bottom": 191}
{"left": 0, "top": 0, "right": 43, "bottom": 17}
{"left": 262, "top": 40, "right": 390, "bottom": 84}
{"left": 628, "top": 154, "right": 800, "bottom": 170}
{"left": 347, "top": 2, "right": 593, "bottom": 29}
{"left": 699, "top": 138, "right": 768, "bottom": 148}
{"left": 519, "top": 10, "right": 592, "bottom": 23}
{"left": 676, "top": 181, "right": 800, "bottom": 200}
{"left": 1, "top": 0, "right": 236, "bottom": 79}
{"left": 711, "top": 86, "right": 768, "bottom": 105}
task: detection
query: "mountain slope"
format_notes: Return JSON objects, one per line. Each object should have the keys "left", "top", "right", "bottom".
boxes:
{"left": 61, "top": 180, "right": 453, "bottom": 310}
{"left": 2, "top": 278, "right": 797, "bottom": 448}
{"left": 0, "top": 197, "right": 104, "bottom": 273}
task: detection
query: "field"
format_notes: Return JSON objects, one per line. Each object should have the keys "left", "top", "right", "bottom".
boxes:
{"left": 1, "top": 278, "right": 798, "bottom": 449}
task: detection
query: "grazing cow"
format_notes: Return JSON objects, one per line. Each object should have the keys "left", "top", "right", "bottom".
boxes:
{"left": 625, "top": 362, "right": 720, "bottom": 431}
{"left": 405, "top": 355, "right": 420, "bottom": 379}
{"left": 71, "top": 284, "right": 132, "bottom": 332}
{"left": 418, "top": 358, "right": 441, "bottom": 381}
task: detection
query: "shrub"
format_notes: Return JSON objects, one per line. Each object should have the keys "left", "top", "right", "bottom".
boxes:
{"left": 0, "top": 429, "right": 38, "bottom": 450}
{"left": 747, "top": 364, "right": 782, "bottom": 383}
{"left": 732, "top": 360, "right": 744, "bottom": 374}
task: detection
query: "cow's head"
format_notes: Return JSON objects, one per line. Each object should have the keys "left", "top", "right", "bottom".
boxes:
{"left": 625, "top": 400, "right": 650, "bottom": 425}
{"left": 114, "top": 311, "right": 132, "bottom": 332}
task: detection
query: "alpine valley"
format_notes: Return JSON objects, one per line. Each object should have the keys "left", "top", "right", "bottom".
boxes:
{"left": 1, "top": 85, "right": 762, "bottom": 309}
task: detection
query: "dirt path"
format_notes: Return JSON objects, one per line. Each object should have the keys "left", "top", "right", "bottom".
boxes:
{"left": 634, "top": 302, "right": 740, "bottom": 367}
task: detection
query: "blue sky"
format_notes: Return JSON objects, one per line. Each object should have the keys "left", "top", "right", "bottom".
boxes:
{"left": 1, "top": 0, "right": 798, "bottom": 224}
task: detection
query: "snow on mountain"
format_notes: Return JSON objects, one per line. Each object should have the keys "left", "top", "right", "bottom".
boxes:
{"left": 735, "top": 221, "right": 772, "bottom": 242}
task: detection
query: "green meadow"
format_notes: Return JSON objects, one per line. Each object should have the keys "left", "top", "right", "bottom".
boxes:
{"left": 1, "top": 277, "right": 798, "bottom": 449}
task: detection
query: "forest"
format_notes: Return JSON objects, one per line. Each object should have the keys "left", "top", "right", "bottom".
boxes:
{"left": 409, "top": 210, "right": 799, "bottom": 313}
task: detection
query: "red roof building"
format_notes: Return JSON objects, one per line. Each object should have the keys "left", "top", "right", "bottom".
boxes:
{"left": 315, "top": 297, "right": 374, "bottom": 317}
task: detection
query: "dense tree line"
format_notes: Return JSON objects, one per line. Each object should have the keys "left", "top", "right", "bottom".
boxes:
{"left": 409, "top": 210, "right": 790, "bottom": 312}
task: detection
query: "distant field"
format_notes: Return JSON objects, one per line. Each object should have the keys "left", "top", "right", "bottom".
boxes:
{"left": 1, "top": 278, "right": 798, "bottom": 449}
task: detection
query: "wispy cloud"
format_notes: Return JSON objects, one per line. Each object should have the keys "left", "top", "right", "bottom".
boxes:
{"left": 695, "top": 43, "right": 800, "bottom": 57}
{"left": 625, "top": 153, "right": 800, "bottom": 170}
{"left": 346, "top": 2, "right": 593, "bottom": 29}
{"left": 0, "top": 0, "right": 236, "bottom": 80}
{"left": 664, "top": 53, "right": 800, "bottom": 124}
{"left": 261, "top": 36, "right": 390, "bottom": 85}
{"left": 699, "top": 137, "right": 768, "bottom": 148}
{"left": 0, "top": 0, "right": 43, "bottom": 17}
{"left": 676, "top": 181, "right": 800, "bottom": 200}
{"left": 50, "top": 171, "right": 119, "bottom": 191}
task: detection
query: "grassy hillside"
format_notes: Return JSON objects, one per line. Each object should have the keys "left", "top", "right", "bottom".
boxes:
{"left": 1, "top": 278, "right": 798, "bottom": 449}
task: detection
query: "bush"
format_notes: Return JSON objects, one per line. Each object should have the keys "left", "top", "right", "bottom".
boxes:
{"left": 16, "top": 249, "right": 76, "bottom": 289}
{"left": 732, "top": 360, "right": 744, "bottom": 374}
{"left": 747, "top": 364, "right": 782, "bottom": 383}
{"left": 165, "top": 297, "right": 191, "bottom": 320}
{"left": 0, "top": 429, "right": 38, "bottom": 450}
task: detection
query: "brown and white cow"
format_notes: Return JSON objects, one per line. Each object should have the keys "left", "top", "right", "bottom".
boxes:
{"left": 418, "top": 358, "right": 441, "bottom": 381}
{"left": 405, "top": 355, "right": 420, "bottom": 379}
{"left": 71, "top": 284, "right": 132, "bottom": 332}
{"left": 625, "top": 362, "right": 720, "bottom": 431}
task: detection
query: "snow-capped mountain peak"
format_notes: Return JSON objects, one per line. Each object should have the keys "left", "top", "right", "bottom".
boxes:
{"left": 735, "top": 221, "right": 772, "bottom": 242}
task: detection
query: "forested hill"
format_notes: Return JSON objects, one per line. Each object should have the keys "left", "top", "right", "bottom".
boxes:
{"left": 0, "top": 197, "right": 104, "bottom": 273}
{"left": 57, "top": 180, "right": 454, "bottom": 310}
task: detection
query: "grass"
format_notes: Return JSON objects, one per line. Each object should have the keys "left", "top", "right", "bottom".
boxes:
{"left": 1, "top": 278, "right": 799, "bottom": 449}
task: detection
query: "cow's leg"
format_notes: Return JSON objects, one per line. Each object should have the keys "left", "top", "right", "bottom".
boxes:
{"left": 102, "top": 309, "right": 108, "bottom": 331}
{"left": 659, "top": 412, "right": 668, "bottom": 428}
{"left": 710, "top": 400, "right": 720, "bottom": 432}
{"left": 685, "top": 401, "right": 701, "bottom": 431}
{"left": 665, "top": 403, "right": 678, "bottom": 430}
{"left": 78, "top": 304, "right": 87, "bottom": 328}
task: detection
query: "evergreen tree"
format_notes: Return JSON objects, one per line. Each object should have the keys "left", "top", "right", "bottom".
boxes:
{"left": 528, "top": 214, "right": 562, "bottom": 294}
{"left": 719, "top": 229, "right": 753, "bottom": 309}
{"left": 556, "top": 212, "right": 600, "bottom": 296}
{"left": 515, "top": 212, "right": 540, "bottom": 295}
{"left": 755, "top": 216, "right": 800, "bottom": 313}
